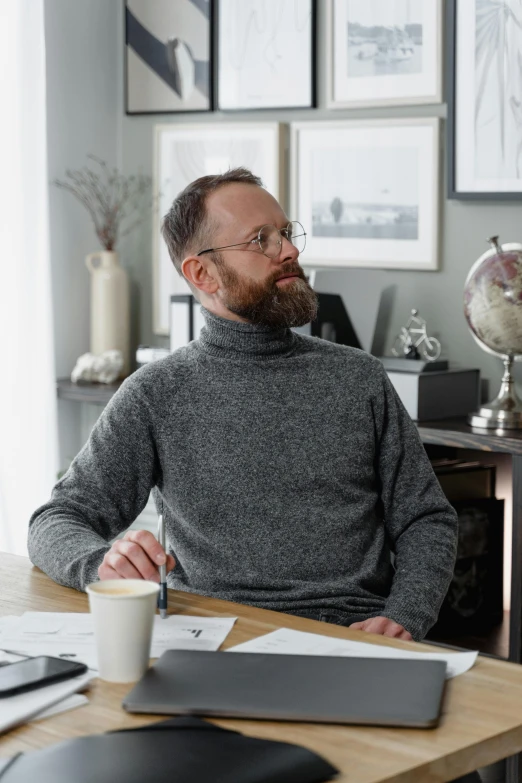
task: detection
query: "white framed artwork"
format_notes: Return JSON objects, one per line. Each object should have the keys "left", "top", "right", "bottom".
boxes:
{"left": 217, "top": 0, "right": 315, "bottom": 110}
{"left": 449, "top": 0, "right": 522, "bottom": 199}
{"left": 326, "top": 0, "right": 442, "bottom": 109}
{"left": 153, "top": 122, "right": 285, "bottom": 335}
{"left": 291, "top": 118, "right": 440, "bottom": 271}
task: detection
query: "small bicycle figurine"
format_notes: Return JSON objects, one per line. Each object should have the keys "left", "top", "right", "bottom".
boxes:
{"left": 392, "top": 309, "right": 441, "bottom": 361}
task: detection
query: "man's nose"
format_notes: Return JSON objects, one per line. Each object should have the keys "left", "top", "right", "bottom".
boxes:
{"left": 278, "top": 235, "right": 299, "bottom": 263}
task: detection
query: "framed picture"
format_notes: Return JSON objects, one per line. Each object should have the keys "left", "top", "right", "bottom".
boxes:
{"left": 125, "top": 0, "right": 213, "bottom": 114}
{"left": 448, "top": 0, "right": 522, "bottom": 199}
{"left": 153, "top": 122, "right": 284, "bottom": 335}
{"left": 216, "top": 0, "right": 316, "bottom": 110}
{"left": 291, "top": 118, "right": 440, "bottom": 271}
{"left": 326, "top": 0, "right": 442, "bottom": 109}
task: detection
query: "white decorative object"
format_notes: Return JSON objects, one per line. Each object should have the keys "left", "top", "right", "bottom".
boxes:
{"left": 71, "top": 350, "right": 124, "bottom": 385}
{"left": 153, "top": 122, "right": 284, "bottom": 335}
{"left": 327, "top": 0, "right": 442, "bottom": 109}
{"left": 85, "top": 251, "right": 130, "bottom": 377}
{"left": 291, "top": 118, "right": 440, "bottom": 271}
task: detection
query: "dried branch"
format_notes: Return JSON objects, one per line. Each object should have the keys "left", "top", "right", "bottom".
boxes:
{"left": 54, "top": 156, "right": 155, "bottom": 251}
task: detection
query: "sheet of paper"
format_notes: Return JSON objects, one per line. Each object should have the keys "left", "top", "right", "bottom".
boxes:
{"left": 31, "top": 692, "right": 89, "bottom": 721}
{"left": 0, "top": 671, "right": 93, "bottom": 734}
{"left": 228, "top": 628, "right": 478, "bottom": 679}
{"left": 0, "top": 612, "right": 237, "bottom": 670}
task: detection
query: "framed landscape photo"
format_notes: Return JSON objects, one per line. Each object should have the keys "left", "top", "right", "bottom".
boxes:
{"left": 327, "top": 0, "right": 442, "bottom": 108}
{"left": 291, "top": 118, "right": 440, "bottom": 271}
{"left": 125, "top": 0, "right": 213, "bottom": 114}
{"left": 216, "top": 0, "right": 316, "bottom": 110}
{"left": 448, "top": 0, "right": 522, "bottom": 199}
{"left": 153, "top": 122, "right": 284, "bottom": 335}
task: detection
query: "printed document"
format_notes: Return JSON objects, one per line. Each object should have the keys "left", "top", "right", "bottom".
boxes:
{"left": 228, "top": 627, "right": 477, "bottom": 679}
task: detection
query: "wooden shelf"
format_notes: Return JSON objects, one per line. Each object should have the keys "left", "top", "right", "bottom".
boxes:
{"left": 56, "top": 378, "right": 123, "bottom": 405}
{"left": 418, "top": 418, "right": 522, "bottom": 456}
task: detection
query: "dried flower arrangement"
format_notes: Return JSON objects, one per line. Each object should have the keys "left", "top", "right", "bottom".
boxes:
{"left": 54, "top": 155, "right": 154, "bottom": 251}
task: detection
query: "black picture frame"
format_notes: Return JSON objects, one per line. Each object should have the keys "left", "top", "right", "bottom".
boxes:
{"left": 125, "top": 0, "right": 214, "bottom": 116}
{"left": 447, "top": 0, "right": 522, "bottom": 200}
{"left": 214, "top": 0, "right": 317, "bottom": 112}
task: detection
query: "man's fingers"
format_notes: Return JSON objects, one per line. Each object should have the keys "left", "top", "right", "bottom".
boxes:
{"left": 123, "top": 529, "right": 167, "bottom": 565}
{"left": 103, "top": 551, "right": 144, "bottom": 580}
{"left": 349, "top": 621, "right": 364, "bottom": 630}
{"left": 399, "top": 630, "right": 413, "bottom": 641}
{"left": 113, "top": 540, "right": 160, "bottom": 581}
{"left": 98, "top": 563, "right": 121, "bottom": 580}
{"left": 166, "top": 554, "right": 176, "bottom": 573}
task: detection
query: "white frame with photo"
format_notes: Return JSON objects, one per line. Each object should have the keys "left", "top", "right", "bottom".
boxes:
{"left": 216, "top": 0, "right": 316, "bottom": 110}
{"left": 153, "top": 122, "right": 285, "bottom": 335}
{"left": 326, "top": 0, "right": 443, "bottom": 109}
{"left": 291, "top": 118, "right": 440, "bottom": 272}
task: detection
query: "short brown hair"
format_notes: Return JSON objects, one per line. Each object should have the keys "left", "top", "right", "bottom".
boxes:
{"left": 161, "top": 167, "right": 263, "bottom": 285}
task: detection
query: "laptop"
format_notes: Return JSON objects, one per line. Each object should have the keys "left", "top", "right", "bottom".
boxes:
{"left": 123, "top": 650, "right": 446, "bottom": 728}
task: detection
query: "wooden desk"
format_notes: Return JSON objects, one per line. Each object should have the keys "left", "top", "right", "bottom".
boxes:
{"left": 3, "top": 554, "right": 522, "bottom": 782}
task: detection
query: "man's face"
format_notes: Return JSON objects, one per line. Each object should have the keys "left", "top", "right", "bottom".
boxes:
{"left": 201, "top": 183, "right": 318, "bottom": 329}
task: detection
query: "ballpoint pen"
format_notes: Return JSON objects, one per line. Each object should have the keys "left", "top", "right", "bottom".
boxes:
{"left": 157, "top": 514, "right": 168, "bottom": 619}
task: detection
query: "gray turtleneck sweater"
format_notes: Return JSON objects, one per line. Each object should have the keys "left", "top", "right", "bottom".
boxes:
{"left": 28, "top": 307, "right": 457, "bottom": 640}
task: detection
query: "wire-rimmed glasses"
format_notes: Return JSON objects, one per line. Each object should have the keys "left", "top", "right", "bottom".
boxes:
{"left": 196, "top": 221, "right": 307, "bottom": 259}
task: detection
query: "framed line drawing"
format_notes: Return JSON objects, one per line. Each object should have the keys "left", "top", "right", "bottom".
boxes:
{"left": 291, "top": 118, "right": 440, "bottom": 271}
{"left": 125, "top": 0, "right": 213, "bottom": 115}
{"left": 216, "top": 0, "right": 316, "bottom": 110}
{"left": 153, "top": 122, "right": 285, "bottom": 335}
{"left": 448, "top": 0, "right": 522, "bottom": 199}
{"left": 326, "top": 0, "right": 442, "bottom": 109}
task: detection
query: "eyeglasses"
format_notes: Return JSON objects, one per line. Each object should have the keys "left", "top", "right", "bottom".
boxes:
{"left": 196, "top": 221, "right": 307, "bottom": 259}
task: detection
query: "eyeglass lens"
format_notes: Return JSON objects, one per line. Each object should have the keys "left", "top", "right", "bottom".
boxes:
{"left": 258, "top": 221, "right": 307, "bottom": 258}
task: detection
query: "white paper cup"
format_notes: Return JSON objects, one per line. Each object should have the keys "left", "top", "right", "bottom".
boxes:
{"left": 86, "top": 579, "right": 160, "bottom": 683}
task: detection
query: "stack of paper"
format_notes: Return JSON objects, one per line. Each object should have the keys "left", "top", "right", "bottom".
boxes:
{"left": 228, "top": 628, "right": 478, "bottom": 679}
{"left": 0, "top": 651, "right": 92, "bottom": 734}
{"left": 0, "top": 613, "right": 237, "bottom": 671}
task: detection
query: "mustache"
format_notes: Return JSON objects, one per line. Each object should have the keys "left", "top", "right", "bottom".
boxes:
{"left": 273, "top": 266, "right": 307, "bottom": 283}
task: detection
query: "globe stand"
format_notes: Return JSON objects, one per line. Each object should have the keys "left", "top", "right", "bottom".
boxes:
{"left": 468, "top": 355, "right": 522, "bottom": 430}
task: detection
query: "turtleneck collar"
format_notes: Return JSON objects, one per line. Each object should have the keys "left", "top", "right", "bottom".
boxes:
{"left": 198, "top": 306, "right": 298, "bottom": 360}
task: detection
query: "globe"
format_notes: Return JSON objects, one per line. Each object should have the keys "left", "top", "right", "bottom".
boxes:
{"left": 463, "top": 236, "right": 522, "bottom": 429}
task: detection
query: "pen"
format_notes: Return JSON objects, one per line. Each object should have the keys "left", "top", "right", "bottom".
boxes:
{"left": 157, "top": 514, "right": 168, "bottom": 619}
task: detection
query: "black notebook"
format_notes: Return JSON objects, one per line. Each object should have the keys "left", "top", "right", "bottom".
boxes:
{"left": 0, "top": 717, "right": 338, "bottom": 783}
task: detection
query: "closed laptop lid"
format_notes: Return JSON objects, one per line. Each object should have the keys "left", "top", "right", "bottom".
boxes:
{"left": 122, "top": 650, "right": 446, "bottom": 728}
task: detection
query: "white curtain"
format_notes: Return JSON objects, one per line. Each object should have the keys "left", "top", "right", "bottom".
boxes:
{"left": 0, "top": 0, "right": 58, "bottom": 554}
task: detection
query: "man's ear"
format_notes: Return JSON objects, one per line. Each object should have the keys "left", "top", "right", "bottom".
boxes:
{"left": 181, "top": 255, "right": 219, "bottom": 295}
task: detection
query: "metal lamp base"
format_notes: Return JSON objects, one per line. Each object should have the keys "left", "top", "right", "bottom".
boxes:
{"left": 468, "top": 355, "right": 522, "bottom": 430}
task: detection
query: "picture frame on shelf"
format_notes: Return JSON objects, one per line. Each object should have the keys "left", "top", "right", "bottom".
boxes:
{"left": 447, "top": 0, "right": 522, "bottom": 199}
{"left": 153, "top": 122, "right": 285, "bottom": 335}
{"left": 125, "top": 0, "right": 213, "bottom": 115}
{"left": 326, "top": 0, "right": 442, "bottom": 109}
{"left": 291, "top": 118, "right": 440, "bottom": 272}
{"left": 216, "top": 0, "right": 316, "bottom": 111}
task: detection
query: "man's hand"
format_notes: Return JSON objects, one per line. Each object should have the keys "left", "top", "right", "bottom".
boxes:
{"left": 349, "top": 616, "right": 412, "bottom": 641}
{"left": 98, "top": 530, "right": 176, "bottom": 582}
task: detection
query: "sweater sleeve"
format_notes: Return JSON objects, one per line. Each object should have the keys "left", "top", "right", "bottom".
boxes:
{"left": 372, "top": 364, "right": 458, "bottom": 640}
{"left": 27, "top": 376, "right": 159, "bottom": 592}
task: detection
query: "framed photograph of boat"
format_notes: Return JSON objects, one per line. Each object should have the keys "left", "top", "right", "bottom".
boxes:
{"left": 448, "top": 0, "right": 522, "bottom": 199}
{"left": 326, "top": 0, "right": 442, "bottom": 108}
{"left": 153, "top": 122, "right": 285, "bottom": 335}
{"left": 291, "top": 118, "right": 440, "bottom": 271}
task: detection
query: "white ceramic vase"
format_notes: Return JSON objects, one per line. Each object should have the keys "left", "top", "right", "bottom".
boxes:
{"left": 85, "top": 250, "right": 130, "bottom": 378}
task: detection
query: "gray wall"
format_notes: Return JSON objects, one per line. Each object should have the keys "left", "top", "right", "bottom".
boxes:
{"left": 118, "top": 1, "right": 522, "bottom": 401}
{"left": 45, "top": 0, "right": 121, "bottom": 469}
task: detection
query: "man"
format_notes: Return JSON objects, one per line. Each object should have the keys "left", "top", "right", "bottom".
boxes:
{"left": 28, "top": 167, "right": 458, "bottom": 644}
